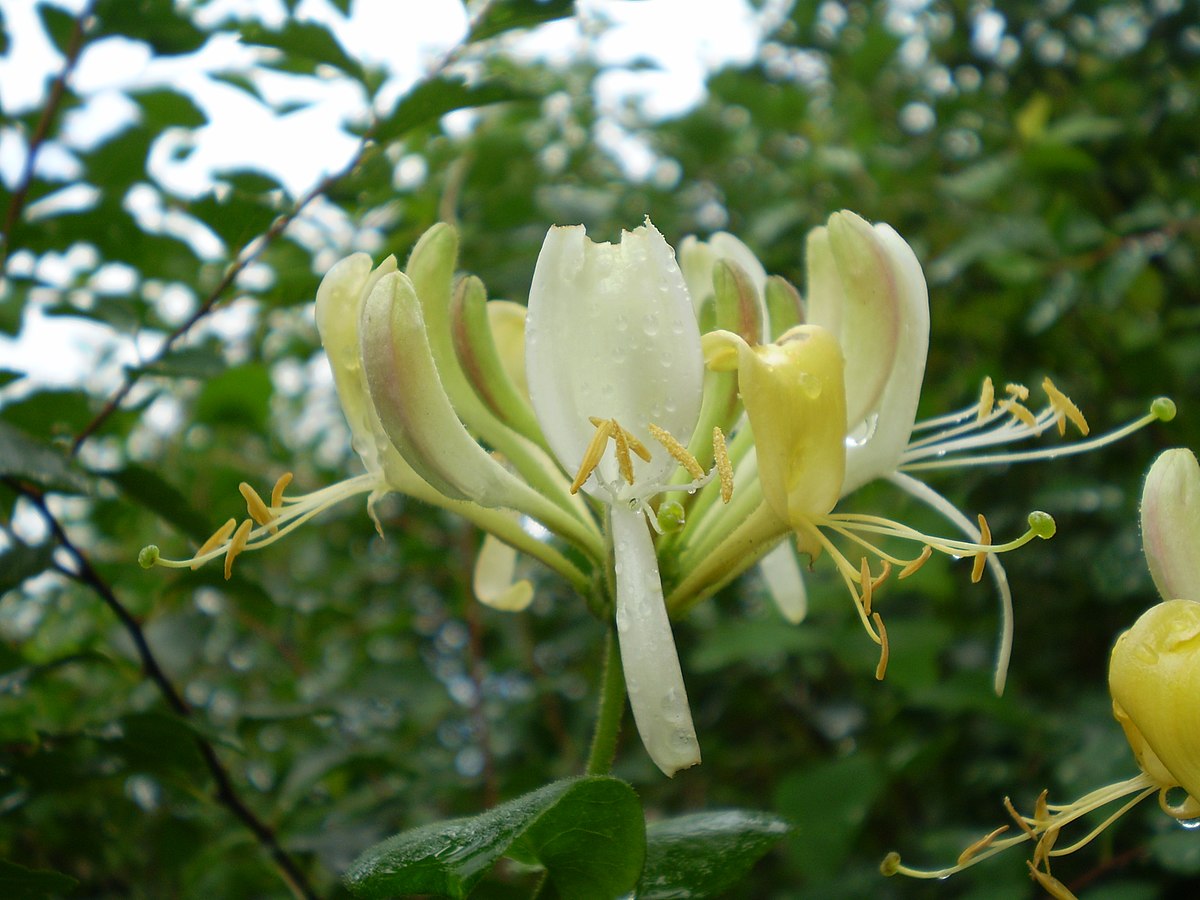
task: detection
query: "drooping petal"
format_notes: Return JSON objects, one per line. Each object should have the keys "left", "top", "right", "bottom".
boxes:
{"left": 474, "top": 531, "right": 534, "bottom": 612}
{"left": 1140, "top": 449, "right": 1200, "bottom": 603}
{"left": 759, "top": 541, "right": 808, "bottom": 624}
{"left": 841, "top": 222, "right": 930, "bottom": 495}
{"left": 1109, "top": 599, "right": 1200, "bottom": 800}
{"left": 526, "top": 221, "right": 704, "bottom": 493}
{"left": 611, "top": 503, "right": 700, "bottom": 776}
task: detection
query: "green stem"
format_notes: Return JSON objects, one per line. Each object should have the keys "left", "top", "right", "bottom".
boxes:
{"left": 585, "top": 626, "right": 625, "bottom": 776}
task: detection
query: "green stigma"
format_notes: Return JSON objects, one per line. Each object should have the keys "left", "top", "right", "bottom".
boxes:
{"left": 138, "top": 545, "right": 160, "bottom": 569}
{"left": 1152, "top": 396, "right": 1176, "bottom": 422}
{"left": 1027, "top": 511, "right": 1056, "bottom": 539}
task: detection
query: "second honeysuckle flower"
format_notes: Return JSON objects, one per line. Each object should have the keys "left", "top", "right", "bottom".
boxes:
{"left": 884, "top": 449, "right": 1200, "bottom": 897}
{"left": 525, "top": 219, "right": 729, "bottom": 776}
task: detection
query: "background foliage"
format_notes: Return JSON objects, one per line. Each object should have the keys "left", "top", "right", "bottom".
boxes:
{"left": 2, "top": 0, "right": 1199, "bottom": 896}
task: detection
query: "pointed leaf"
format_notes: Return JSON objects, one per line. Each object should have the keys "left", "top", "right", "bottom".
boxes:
{"left": 0, "top": 421, "right": 90, "bottom": 494}
{"left": 373, "top": 78, "right": 529, "bottom": 144}
{"left": 0, "top": 859, "right": 78, "bottom": 899}
{"left": 344, "top": 776, "right": 644, "bottom": 899}
{"left": 636, "top": 810, "right": 791, "bottom": 899}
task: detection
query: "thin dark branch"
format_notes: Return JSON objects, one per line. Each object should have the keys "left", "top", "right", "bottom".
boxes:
{"left": 0, "top": 0, "right": 97, "bottom": 268}
{"left": 70, "top": 143, "right": 370, "bottom": 455}
{"left": 8, "top": 478, "right": 320, "bottom": 900}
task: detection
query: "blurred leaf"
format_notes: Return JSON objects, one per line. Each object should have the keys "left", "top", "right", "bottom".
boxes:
{"left": 0, "top": 370, "right": 23, "bottom": 389}
{"left": 103, "top": 464, "right": 212, "bottom": 542}
{"left": 133, "top": 343, "right": 228, "bottom": 380}
{"left": 134, "top": 89, "right": 208, "bottom": 130}
{"left": 35, "top": 4, "right": 76, "bottom": 54}
{"left": 0, "top": 421, "right": 90, "bottom": 494}
{"left": 636, "top": 810, "right": 790, "bottom": 899}
{"left": 468, "top": 0, "right": 575, "bottom": 42}
{"left": 0, "top": 859, "right": 78, "bottom": 899}
{"left": 94, "top": 0, "right": 209, "bottom": 53}
{"left": 192, "top": 363, "right": 272, "bottom": 431}
{"left": 775, "top": 754, "right": 887, "bottom": 880}
{"left": 373, "top": 77, "right": 530, "bottom": 144}
{"left": 241, "top": 21, "right": 365, "bottom": 82}
{"left": 344, "top": 776, "right": 645, "bottom": 899}
{"left": 100, "top": 712, "right": 209, "bottom": 778}
{"left": 939, "top": 155, "right": 1017, "bottom": 202}
{"left": 0, "top": 538, "right": 55, "bottom": 594}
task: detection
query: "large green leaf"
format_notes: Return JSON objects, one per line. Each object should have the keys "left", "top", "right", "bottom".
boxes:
{"left": 344, "top": 776, "right": 645, "bottom": 899}
{"left": 636, "top": 810, "right": 790, "bottom": 899}
{"left": 94, "top": 0, "right": 209, "bottom": 53}
{"left": 0, "top": 537, "right": 55, "bottom": 594}
{"left": 372, "top": 77, "right": 530, "bottom": 144}
{"left": 103, "top": 464, "right": 213, "bottom": 542}
{"left": 0, "top": 421, "right": 90, "bottom": 494}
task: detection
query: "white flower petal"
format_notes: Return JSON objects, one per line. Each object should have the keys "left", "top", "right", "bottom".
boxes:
{"left": 526, "top": 221, "right": 703, "bottom": 492}
{"left": 759, "top": 541, "right": 808, "bottom": 624}
{"left": 611, "top": 503, "right": 700, "bottom": 776}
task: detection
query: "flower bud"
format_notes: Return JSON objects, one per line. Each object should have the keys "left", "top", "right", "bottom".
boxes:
{"left": 1140, "top": 449, "right": 1200, "bottom": 604}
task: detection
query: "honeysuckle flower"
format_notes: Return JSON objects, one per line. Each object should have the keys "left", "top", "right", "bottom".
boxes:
{"left": 525, "top": 220, "right": 737, "bottom": 776}
{"left": 677, "top": 210, "right": 1174, "bottom": 691}
{"left": 884, "top": 450, "right": 1200, "bottom": 896}
{"left": 140, "top": 225, "right": 603, "bottom": 597}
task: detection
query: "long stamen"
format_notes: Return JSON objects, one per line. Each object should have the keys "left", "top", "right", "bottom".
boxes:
{"left": 903, "top": 396, "right": 1174, "bottom": 472}
{"left": 649, "top": 422, "right": 705, "bottom": 480}
{"left": 573, "top": 418, "right": 616, "bottom": 493}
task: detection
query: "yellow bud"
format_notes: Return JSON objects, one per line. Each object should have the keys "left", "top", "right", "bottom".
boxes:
{"left": 1109, "top": 599, "right": 1200, "bottom": 802}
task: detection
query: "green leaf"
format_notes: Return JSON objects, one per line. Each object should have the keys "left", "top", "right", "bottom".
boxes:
{"left": 373, "top": 77, "right": 530, "bottom": 144}
{"left": 241, "top": 21, "right": 365, "bottom": 82}
{"left": 36, "top": 5, "right": 77, "bottom": 55}
{"left": 0, "top": 538, "right": 55, "bottom": 594}
{"left": 0, "top": 370, "right": 23, "bottom": 389}
{"left": 94, "top": 0, "right": 209, "bottom": 53}
{"left": 132, "top": 343, "right": 229, "bottom": 380}
{"left": 134, "top": 89, "right": 208, "bottom": 130}
{"left": 192, "top": 363, "right": 272, "bottom": 431}
{"left": 468, "top": 0, "right": 575, "bottom": 42}
{"left": 636, "top": 810, "right": 790, "bottom": 899}
{"left": 344, "top": 776, "right": 645, "bottom": 899}
{"left": 774, "top": 754, "right": 887, "bottom": 881}
{"left": 0, "top": 421, "right": 90, "bottom": 494}
{"left": 0, "top": 859, "right": 78, "bottom": 899}
{"left": 103, "top": 464, "right": 213, "bottom": 542}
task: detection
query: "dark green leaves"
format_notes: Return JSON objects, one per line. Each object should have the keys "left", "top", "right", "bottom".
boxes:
{"left": 241, "top": 21, "right": 366, "bottom": 82}
{"left": 468, "top": 0, "right": 576, "bottom": 42}
{"left": 637, "top": 811, "right": 791, "bottom": 899}
{"left": 344, "top": 776, "right": 644, "bottom": 899}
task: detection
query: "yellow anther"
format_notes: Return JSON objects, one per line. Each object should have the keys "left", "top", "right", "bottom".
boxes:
{"left": 713, "top": 427, "right": 733, "bottom": 503}
{"left": 1000, "top": 398, "right": 1038, "bottom": 429}
{"left": 224, "top": 519, "right": 253, "bottom": 580}
{"left": 622, "top": 427, "right": 652, "bottom": 463}
{"left": 239, "top": 481, "right": 273, "bottom": 527}
{"left": 648, "top": 422, "right": 705, "bottom": 480}
{"left": 872, "top": 560, "right": 892, "bottom": 592}
{"left": 573, "top": 418, "right": 616, "bottom": 494}
{"left": 194, "top": 518, "right": 237, "bottom": 570}
{"left": 1005, "top": 382, "right": 1030, "bottom": 402}
{"left": 1034, "top": 788, "right": 1050, "bottom": 824}
{"left": 270, "top": 472, "right": 293, "bottom": 509}
{"left": 899, "top": 545, "right": 933, "bottom": 579}
{"left": 972, "top": 513, "right": 991, "bottom": 583}
{"left": 957, "top": 825, "right": 1010, "bottom": 866}
{"left": 1042, "top": 377, "right": 1090, "bottom": 437}
{"left": 873, "top": 611, "right": 889, "bottom": 680}
{"left": 1032, "top": 824, "right": 1059, "bottom": 869}
{"left": 613, "top": 423, "right": 636, "bottom": 485}
{"left": 1025, "top": 862, "right": 1077, "bottom": 900}
{"left": 977, "top": 376, "right": 995, "bottom": 422}
{"left": 859, "top": 556, "right": 874, "bottom": 615}
{"left": 1004, "top": 796, "right": 1036, "bottom": 837}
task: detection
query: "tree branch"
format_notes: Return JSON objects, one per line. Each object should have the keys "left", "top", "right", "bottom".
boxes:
{"left": 8, "top": 478, "right": 321, "bottom": 900}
